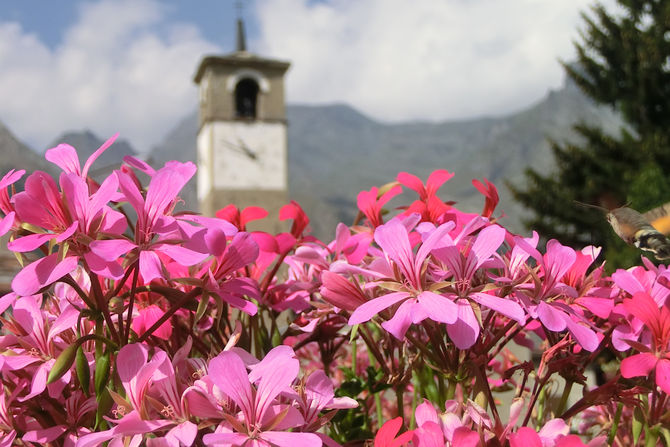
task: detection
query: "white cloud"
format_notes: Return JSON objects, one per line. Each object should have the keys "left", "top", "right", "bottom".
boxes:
{"left": 254, "top": 0, "right": 614, "bottom": 122}
{"left": 0, "top": 0, "right": 218, "bottom": 152}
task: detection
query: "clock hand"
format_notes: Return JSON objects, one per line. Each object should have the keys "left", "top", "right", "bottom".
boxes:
{"left": 222, "top": 139, "right": 257, "bottom": 160}
{"left": 237, "top": 138, "right": 258, "bottom": 160}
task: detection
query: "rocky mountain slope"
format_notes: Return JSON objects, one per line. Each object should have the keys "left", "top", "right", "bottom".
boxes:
{"left": 0, "top": 78, "right": 624, "bottom": 241}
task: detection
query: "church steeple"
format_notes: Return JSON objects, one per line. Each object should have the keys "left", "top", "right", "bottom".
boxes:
{"left": 235, "top": 1, "right": 247, "bottom": 53}
{"left": 235, "top": 18, "right": 246, "bottom": 52}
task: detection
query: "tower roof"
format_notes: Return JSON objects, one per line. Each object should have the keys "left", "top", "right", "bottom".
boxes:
{"left": 193, "top": 14, "right": 290, "bottom": 84}
{"left": 193, "top": 53, "right": 290, "bottom": 84}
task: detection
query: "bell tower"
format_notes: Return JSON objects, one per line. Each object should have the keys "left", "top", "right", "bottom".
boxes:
{"left": 194, "top": 14, "right": 290, "bottom": 231}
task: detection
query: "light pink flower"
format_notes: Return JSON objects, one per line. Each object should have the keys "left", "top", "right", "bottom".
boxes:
{"left": 431, "top": 224, "right": 526, "bottom": 349}
{"left": 203, "top": 346, "right": 321, "bottom": 446}
{"left": 348, "top": 219, "right": 459, "bottom": 339}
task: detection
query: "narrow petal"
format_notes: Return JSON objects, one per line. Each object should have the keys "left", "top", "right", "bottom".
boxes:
{"left": 374, "top": 220, "right": 416, "bottom": 283}
{"left": 81, "top": 133, "right": 118, "bottom": 178}
{"left": 156, "top": 243, "right": 208, "bottom": 266}
{"left": 537, "top": 301, "right": 567, "bottom": 332}
{"left": 22, "top": 426, "right": 67, "bottom": 443}
{"left": 620, "top": 353, "right": 657, "bottom": 378}
{"left": 45, "top": 144, "right": 81, "bottom": 175}
{"left": 139, "top": 250, "right": 164, "bottom": 283}
{"left": 254, "top": 349, "right": 299, "bottom": 421}
{"left": 12, "top": 255, "right": 78, "bottom": 296}
{"left": 202, "top": 432, "right": 250, "bottom": 446}
{"left": 417, "top": 291, "right": 458, "bottom": 324}
{"left": 262, "top": 431, "right": 322, "bottom": 447}
{"left": 471, "top": 292, "right": 525, "bottom": 323}
{"left": 84, "top": 251, "right": 125, "bottom": 280}
{"left": 655, "top": 359, "right": 670, "bottom": 394}
{"left": 348, "top": 291, "right": 410, "bottom": 325}
{"left": 8, "top": 233, "right": 55, "bottom": 252}
{"left": 471, "top": 224, "right": 505, "bottom": 269}
{"left": 446, "top": 299, "right": 479, "bottom": 349}
{"left": 0, "top": 211, "right": 15, "bottom": 236}
{"left": 564, "top": 317, "right": 599, "bottom": 352}
{"left": 89, "top": 238, "right": 137, "bottom": 261}
{"left": 208, "top": 351, "right": 254, "bottom": 421}
{"left": 382, "top": 299, "right": 420, "bottom": 340}
{"left": 509, "top": 427, "right": 542, "bottom": 447}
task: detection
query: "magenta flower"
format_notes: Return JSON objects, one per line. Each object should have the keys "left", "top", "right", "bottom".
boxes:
{"left": 514, "top": 240, "right": 599, "bottom": 352}
{"left": 295, "top": 370, "right": 357, "bottom": 431}
{"left": 357, "top": 184, "right": 403, "bottom": 228}
{"left": 411, "top": 400, "right": 480, "bottom": 446}
{"left": 471, "top": 177, "right": 499, "bottom": 218}
{"left": 620, "top": 291, "right": 670, "bottom": 393}
{"left": 202, "top": 231, "right": 260, "bottom": 315}
{"left": 397, "top": 170, "right": 454, "bottom": 223}
{"left": 8, "top": 165, "right": 126, "bottom": 291}
{"left": 348, "top": 218, "right": 459, "bottom": 339}
{"left": 45, "top": 133, "right": 119, "bottom": 179}
{"left": 90, "top": 161, "right": 219, "bottom": 283}
{"left": 203, "top": 346, "right": 321, "bottom": 446}
{"left": 431, "top": 223, "right": 525, "bottom": 349}
{"left": 374, "top": 417, "right": 414, "bottom": 447}
{"left": 131, "top": 304, "right": 173, "bottom": 340}
{"left": 508, "top": 419, "right": 570, "bottom": 447}
{"left": 1, "top": 295, "right": 78, "bottom": 401}
{"left": 0, "top": 169, "right": 24, "bottom": 237}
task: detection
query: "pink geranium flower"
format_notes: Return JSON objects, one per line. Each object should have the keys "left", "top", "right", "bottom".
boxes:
{"left": 8, "top": 135, "right": 127, "bottom": 292}
{"left": 472, "top": 177, "right": 499, "bottom": 218}
{"left": 348, "top": 218, "right": 460, "bottom": 339}
{"left": 620, "top": 291, "right": 670, "bottom": 394}
{"left": 90, "top": 160, "right": 223, "bottom": 283}
{"left": 398, "top": 170, "right": 454, "bottom": 223}
{"left": 514, "top": 240, "right": 600, "bottom": 352}
{"left": 203, "top": 346, "right": 321, "bottom": 446}
{"left": 1, "top": 295, "right": 78, "bottom": 401}
{"left": 0, "top": 168, "right": 24, "bottom": 236}
{"left": 431, "top": 223, "right": 526, "bottom": 349}
{"left": 357, "top": 184, "right": 402, "bottom": 228}
{"left": 374, "top": 417, "right": 414, "bottom": 447}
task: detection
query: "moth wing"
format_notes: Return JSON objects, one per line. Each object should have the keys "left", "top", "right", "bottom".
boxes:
{"left": 643, "top": 202, "right": 670, "bottom": 235}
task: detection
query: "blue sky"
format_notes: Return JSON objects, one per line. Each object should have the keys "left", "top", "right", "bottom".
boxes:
{"left": 0, "top": 0, "right": 614, "bottom": 153}
{"left": 1, "top": 1, "right": 257, "bottom": 52}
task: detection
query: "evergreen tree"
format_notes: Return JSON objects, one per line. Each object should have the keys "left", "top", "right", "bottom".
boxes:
{"left": 510, "top": 0, "right": 670, "bottom": 268}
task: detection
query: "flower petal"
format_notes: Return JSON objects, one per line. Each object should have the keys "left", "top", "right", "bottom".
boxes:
{"left": 620, "top": 353, "right": 656, "bottom": 378}
{"left": 417, "top": 291, "right": 458, "bottom": 324}
{"left": 12, "top": 254, "right": 78, "bottom": 296}
{"left": 348, "top": 291, "right": 409, "bottom": 326}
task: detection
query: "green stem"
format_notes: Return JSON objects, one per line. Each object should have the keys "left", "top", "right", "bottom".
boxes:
{"left": 608, "top": 402, "right": 623, "bottom": 446}
{"left": 556, "top": 380, "right": 573, "bottom": 416}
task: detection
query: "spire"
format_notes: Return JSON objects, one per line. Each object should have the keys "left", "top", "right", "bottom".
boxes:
{"left": 236, "top": 18, "right": 247, "bottom": 52}
{"left": 235, "top": 1, "right": 247, "bottom": 52}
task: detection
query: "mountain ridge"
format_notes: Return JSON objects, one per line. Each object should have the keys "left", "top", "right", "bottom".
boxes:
{"left": 0, "top": 78, "right": 624, "bottom": 240}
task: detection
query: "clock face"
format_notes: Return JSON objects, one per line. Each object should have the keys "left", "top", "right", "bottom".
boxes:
{"left": 202, "top": 121, "right": 287, "bottom": 191}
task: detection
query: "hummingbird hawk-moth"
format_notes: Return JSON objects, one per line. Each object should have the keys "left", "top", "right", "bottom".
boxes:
{"left": 606, "top": 203, "right": 670, "bottom": 260}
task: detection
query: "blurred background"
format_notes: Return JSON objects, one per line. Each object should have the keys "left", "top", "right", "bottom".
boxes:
{"left": 0, "top": 0, "right": 637, "bottom": 246}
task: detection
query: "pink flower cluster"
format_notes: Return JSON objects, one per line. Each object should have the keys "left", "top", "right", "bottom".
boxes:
{"left": 0, "top": 136, "right": 668, "bottom": 446}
